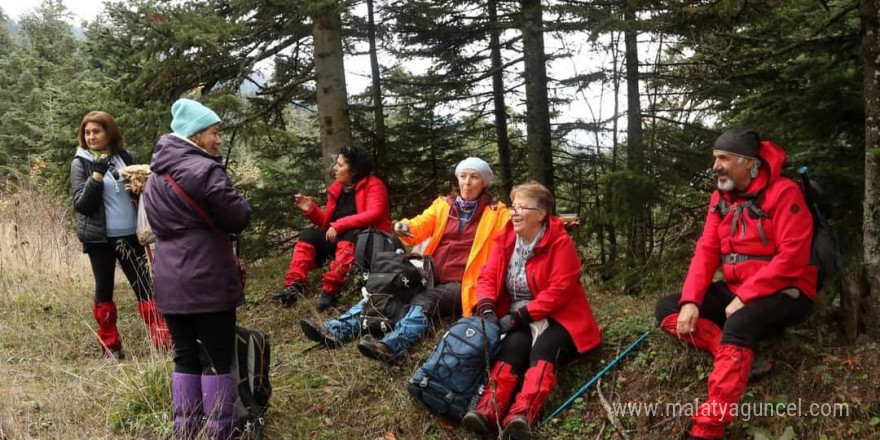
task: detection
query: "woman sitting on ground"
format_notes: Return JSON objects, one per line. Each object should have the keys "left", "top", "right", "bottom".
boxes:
{"left": 144, "top": 99, "right": 252, "bottom": 439}
{"left": 270, "top": 145, "right": 391, "bottom": 311}
{"left": 300, "top": 157, "right": 510, "bottom": 364}
{"left": 462, "top": 182, "right": 601, "bottom": 440}
{"left": 70, "top": 110, "right": 171, "bottom": 359}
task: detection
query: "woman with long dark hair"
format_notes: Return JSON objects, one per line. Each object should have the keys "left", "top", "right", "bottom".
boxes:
{"left": 269, "top": 145, "right": 392, "bottom": 311}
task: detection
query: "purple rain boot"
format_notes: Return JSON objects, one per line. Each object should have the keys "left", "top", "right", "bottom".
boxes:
{"left": 201, "top": 374, "right": 236, "bottom": 440}
{"left": 171, "top": 372, "right": 203, "bottom": 439}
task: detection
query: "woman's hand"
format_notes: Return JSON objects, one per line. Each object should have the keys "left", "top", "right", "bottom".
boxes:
{"left": 498, "top": 314, "right": 520, "bottom": 334}
{"left": 393, "top": 221, "right": 412, "bottom": 237}
{"left": 326, "top": 226, "right": 338, "bottom": 243}
{"left": 92, "top": 157, "right": 110, "bottom": 181}
{"left": 294, "top": 193, "right": 315, "bottom": 213}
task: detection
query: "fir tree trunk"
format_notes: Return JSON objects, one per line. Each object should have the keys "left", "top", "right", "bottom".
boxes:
{"left": 489, "top": 0, "right": 513, "bottom": 201}
{"left": 312, "top": 2, "right": 352, "bottom": 181}
{"left": 860, "top": 0, "right": 880, "bottom": 338}
{"left": 366, "top": 0, "right": 387, "bottom": 172}
{"left": 624, "top": 2, "right": 647, "bottom": 266}
{"left": 521, "top": 0, "right": 555, "bottom": 192}
{"left": 609, "top": 30, "right": 621, "bottom": 264}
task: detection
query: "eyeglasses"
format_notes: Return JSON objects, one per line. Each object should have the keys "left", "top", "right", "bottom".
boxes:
{"left": 510, "top": 205, "right": 542, "bottom": 215}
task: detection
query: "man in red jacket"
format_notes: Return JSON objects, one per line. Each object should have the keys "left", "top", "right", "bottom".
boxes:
{"left": 655, "top": 127, "right": 816, "bottom": 440}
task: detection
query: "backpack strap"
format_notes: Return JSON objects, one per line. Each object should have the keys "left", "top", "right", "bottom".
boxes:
{"left": 163, "top": 174, "right": 236, "bottom": 256}
{"left": 711, "top": 193, "right": 729, "bottom": 217}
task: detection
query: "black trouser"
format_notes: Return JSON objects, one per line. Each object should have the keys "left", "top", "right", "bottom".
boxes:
{"left": 654, "top": 281, "right": 813, "bottom": 349}
{"left": 496, "top": 319, "right": 578, "bottom": 375}
{"left": 410, "top": 282, "right": 462, "bottom": 319}
{"left": 164, "top": 309, "right": 236, "bottom": 375}
{"left": 298, "top": 227, "right": 358, "bottom": 264}
{"left": 85, "top": 235, "right": 151, "bottom": 303}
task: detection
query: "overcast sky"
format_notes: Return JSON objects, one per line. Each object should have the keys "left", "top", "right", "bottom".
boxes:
{"left": 1, "top": 0, "right": 664, "bottom": 151}
{"left": 1, "top": 0, "right": 105, "bottom": 23}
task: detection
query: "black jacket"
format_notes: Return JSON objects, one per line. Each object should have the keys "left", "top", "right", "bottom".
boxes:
{"left": 70, "top": 149, "right": 136, "bottom": 247}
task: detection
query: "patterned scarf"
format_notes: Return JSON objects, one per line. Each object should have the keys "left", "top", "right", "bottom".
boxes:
{"left": 507, "top": 223, "right": 547, "bottom": 303}
{"left": 454, "top": 196, "right": 480, "bottom": 231}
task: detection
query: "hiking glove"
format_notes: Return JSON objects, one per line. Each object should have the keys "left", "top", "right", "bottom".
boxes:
{"left": 498, "top": 314, "right": 520, "bottom": 334}
{"left": 481, "top": 311, "right": 500, "bottom": 328}
{"left": 92, "top": 157, "right": 110, "bottom": 176}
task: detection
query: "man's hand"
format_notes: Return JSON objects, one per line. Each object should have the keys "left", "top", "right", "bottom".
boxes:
{"left": 294, "top": 193, "right": 315, "bottom": 213}
{"left": 677, "top": 303, "right": 700, "bottom": 335}
{"left": 725, "top": 296, "right": 745, "bottom": 318}
{"left": 326, "top": 226, "right": 338, "bottom": 243}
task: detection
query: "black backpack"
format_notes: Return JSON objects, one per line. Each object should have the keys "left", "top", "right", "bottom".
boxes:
{"left": 354, "top": 228, "right": 405, "bottom": 272}
{"left": 407, "top": 316, "right": 501, "bottom": 421}
{"left": 711, "top": 167, "right": 841, "bottom": 289}
{"left": 359, "top": 251, "right": 433, "bottom": 336}
{"left": 231, "top": 327, "right": 272, "bottom": 439}
{"left": 796, "top": 167, "right": 842, "bottom": 288}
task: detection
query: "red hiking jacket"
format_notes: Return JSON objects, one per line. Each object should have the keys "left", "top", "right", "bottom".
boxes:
{"left": 476, "top": 217, "right": 601, "bottom": 354}
{"left": 680, "top": 140, "right": 817, "bottom": 306}
{"left": 305, "top": 174, "right": 392, "bottom": 234}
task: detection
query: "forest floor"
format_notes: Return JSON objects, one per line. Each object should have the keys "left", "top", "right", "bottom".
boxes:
{"left": 0, "top": 186, "right": 878, "bottom": 440}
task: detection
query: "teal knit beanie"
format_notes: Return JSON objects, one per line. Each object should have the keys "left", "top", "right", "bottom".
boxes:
{"left": 170, "top": 98, "right": 221, "bottom": 137}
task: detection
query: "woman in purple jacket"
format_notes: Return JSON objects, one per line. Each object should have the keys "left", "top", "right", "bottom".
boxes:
{"left": 144, "top": 99, "right": 252, "bottom": 440}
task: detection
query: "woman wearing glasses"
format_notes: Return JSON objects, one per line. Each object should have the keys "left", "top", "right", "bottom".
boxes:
{"left": 463, "top": 182, "right": 601, "bottom": 439}
{"left": 270, "top": 145, "right": 392, "bottom": 311}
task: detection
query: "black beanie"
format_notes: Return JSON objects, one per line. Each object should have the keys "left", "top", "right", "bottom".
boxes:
{"left": 714, "top": 127, "right": 761, "bottom": 158}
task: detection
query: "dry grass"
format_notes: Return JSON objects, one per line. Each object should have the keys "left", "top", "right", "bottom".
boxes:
{"left": 1, "top": 179, "right": 878, "bottom": 440}
{"left": 0, "top": 179, "right": 169, "bottom": 440}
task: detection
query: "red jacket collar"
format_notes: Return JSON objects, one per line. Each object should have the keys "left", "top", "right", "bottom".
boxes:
{"left": 500, "top": 215, "right": 567, "bottom": 252}
{"left": 327, "top": 174, "right": 373, "bottom": 197}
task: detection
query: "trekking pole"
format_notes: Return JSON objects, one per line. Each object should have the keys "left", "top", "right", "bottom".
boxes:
{"left": 540, "top": 329, "right": 653, "bottom": 426}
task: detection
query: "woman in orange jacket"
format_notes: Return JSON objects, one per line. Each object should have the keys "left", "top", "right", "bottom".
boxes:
{"left": 300, "top": 157, "right": 510, "bottom": 363}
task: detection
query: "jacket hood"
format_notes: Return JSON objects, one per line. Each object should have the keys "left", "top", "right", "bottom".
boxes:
{"left": 75, "top": 148, "right": 96, "bottom": 163}
{"left": 150, "top": 134, "right": 219, "bottom": 175}
{"left": 723, "top": 139, "right": 787, "bottom": 199}
{"left": 746, "top": 141, "right": 787, "bottom": 194}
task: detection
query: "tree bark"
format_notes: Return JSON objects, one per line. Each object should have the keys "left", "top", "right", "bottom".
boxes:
{"left": 489, "top": 0, "right": 513, "bottom": 201}
{"left": 608, "top": 30, "right": 621, "bottom": 264}
{"left": 840, "top": 266, "right": 867, "bottom": 340}
{"left": 312, "top": 2, "right": 352, "bottom": 182}
{"left": 521, "top": 0, "right": 555, "bottom": 192}
{"left": 624, "top": 2, "right": 647, "bottom": 266}
{"left": 860, "top": 0, "right": 880, "bottom": 338}
{"left": 366, "top": 0, "right": 387, "bottom": 172}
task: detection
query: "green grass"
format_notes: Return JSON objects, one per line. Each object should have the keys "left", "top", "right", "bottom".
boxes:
{"left": 1, "top": 186, "right": 878, "bottom": 439}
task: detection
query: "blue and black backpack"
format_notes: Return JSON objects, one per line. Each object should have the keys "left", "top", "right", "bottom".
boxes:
{"left": 407, "top": 316, "right": 501, "bottom": 421}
